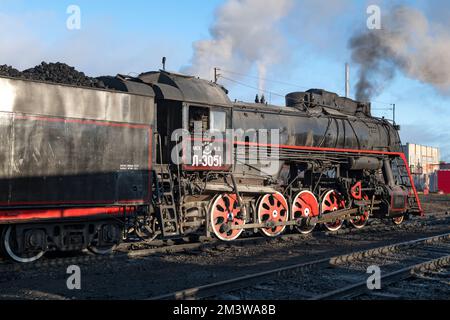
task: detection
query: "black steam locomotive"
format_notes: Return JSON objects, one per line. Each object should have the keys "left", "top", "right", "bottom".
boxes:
{"left": 0, "top": 70, "right": 422, "bottom": 262}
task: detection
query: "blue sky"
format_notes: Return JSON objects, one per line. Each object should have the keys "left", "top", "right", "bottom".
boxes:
{"left": 0, "top": 0, "right": 449, "bottom": 160}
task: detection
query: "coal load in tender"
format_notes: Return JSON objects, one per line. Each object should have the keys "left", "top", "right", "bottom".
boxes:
{"left": 0, "top": 65, "right": 22, "bottom": 78}
{"left": 22, "top": 62, "right": 102, "bottom": 88}
{"left": 0, "top": 62, "right": 106, "bottom": 88}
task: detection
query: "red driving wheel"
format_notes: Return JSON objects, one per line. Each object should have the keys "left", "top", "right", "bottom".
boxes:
{"left": 291, "top": 190, "right": 319, "bottom": 234}
{"left": 257, "top": 192, "right": 289, "bottom": 237}
{"left": 392, "top": 215, "right": 404, "bottom": 225}
{"left": 349, "top": 195, "right": 370, "bottom": 229}
{"left": 321, "top": 190, "right": 346, "bottom": 232}
{"left": 209, "top": 194, "right": 245, "bottom": 241}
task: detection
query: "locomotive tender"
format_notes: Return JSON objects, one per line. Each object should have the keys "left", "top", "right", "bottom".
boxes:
{"left": 0, "top": 70, "right": 422, "bottom": 262}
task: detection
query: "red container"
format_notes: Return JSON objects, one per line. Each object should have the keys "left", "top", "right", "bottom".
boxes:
{"left": 437, "top": 170, "right": 450, "bottom": 194}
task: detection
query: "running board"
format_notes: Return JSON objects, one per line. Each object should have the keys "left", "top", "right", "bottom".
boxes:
{"left": 204, "top": 183, "right": 277, "bottom": 194}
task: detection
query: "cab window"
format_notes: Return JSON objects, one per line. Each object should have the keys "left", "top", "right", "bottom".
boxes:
{"left": 189, "top": 106, "right": 209, "bottom": 134}
{"left": 210, "top": 110, "right": 226, "bottom": 132}
{"left": 189, "top": 106, "right": 228, "bottom": 133}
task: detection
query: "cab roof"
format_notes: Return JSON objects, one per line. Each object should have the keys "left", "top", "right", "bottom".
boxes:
{"left": 139, "top": 70, "right": 232, "bottom": 106}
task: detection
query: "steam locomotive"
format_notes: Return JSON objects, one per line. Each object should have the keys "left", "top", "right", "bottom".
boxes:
{"left": 0, "top": 70, "right": 422, "bottom": 262}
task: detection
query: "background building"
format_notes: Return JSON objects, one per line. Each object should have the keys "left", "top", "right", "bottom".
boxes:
{"left": 401, "top": 143, "right": 440, "bottom": 191}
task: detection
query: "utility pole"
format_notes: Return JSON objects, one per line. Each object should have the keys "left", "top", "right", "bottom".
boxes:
{"left": 214, "top": 67, "right": 221, "bottom": 83}
{"left": 345, "top": 63, "right": 350, "bottom": 98}
{"left": 392, "top": 103, "right": 396, "bottom": 124}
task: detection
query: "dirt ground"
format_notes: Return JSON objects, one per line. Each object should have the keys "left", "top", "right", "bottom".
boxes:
{"left": 419, "top": 193, "right": 450, "bottom": 214}
{"left": 0, "top": 194, "right": 448, "bottom": 300}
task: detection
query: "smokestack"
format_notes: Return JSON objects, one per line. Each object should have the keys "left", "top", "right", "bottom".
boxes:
{"left": 345, "top": 63, "right": 350, "bottom": 98}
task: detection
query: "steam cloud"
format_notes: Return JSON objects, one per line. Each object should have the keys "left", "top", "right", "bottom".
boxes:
{"left": 350, "top": 6, "right": 450, "bottom": 102}
{"left": 183, "top": 0, "right": 292, "bottom": 95}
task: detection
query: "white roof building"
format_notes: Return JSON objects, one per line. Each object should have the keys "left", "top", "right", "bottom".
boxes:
{"left": 401, "top": 143, "right": 440, "bottom": 191}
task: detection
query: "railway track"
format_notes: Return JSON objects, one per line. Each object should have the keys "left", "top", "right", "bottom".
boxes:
{"left": 0, "top": 214, "right": 448, "bottom": 271}
{"left": 150, "top": 231, "right": 450, "bottom": 300}
{"left": 312, "top": 254, "right": 450, "bottom": 300}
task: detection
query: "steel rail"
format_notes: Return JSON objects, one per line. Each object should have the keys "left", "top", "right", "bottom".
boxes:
{"left": 149, "top": 232, "right": 450, "bottom": 300}
{"left": 311, "top": 255, "right": 450, "bottom": 300}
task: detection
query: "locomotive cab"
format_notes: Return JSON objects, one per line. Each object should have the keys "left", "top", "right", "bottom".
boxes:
{"left": 138, "top": 70, "right": 233, "bottom": 170}
{"left": 155, "top": 102, "right": 231, "bottom": 168}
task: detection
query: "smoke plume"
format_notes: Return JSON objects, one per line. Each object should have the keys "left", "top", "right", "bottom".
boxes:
{"left": 349, "top": 6, "right": 450, "bottom": 102}
{"left": 183, "top": 0, "right": 292, "bottom": 94}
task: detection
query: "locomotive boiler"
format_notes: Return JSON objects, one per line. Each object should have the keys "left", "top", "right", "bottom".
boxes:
{"left": 0, "top": 69, "right": 422, "bottom": 262}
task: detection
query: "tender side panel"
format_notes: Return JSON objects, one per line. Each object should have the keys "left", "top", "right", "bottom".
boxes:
{"left": 0, "top": 77, "right": 155, "bottom": 210}
{"left": 0, "top": 113, "right": 151, "bottom": 206}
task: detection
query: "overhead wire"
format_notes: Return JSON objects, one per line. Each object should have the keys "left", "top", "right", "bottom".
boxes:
{"left": 219, "top": 69, "right": 312, "bottom": 90}
{"left": 218, "top": 68, "right": 396, "bottom": 107}
{"left": 219, "top": 75, "right": 286, "bottom": 99}
{"left": 218, "top": 70, "right": 397, "bottom": 121}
